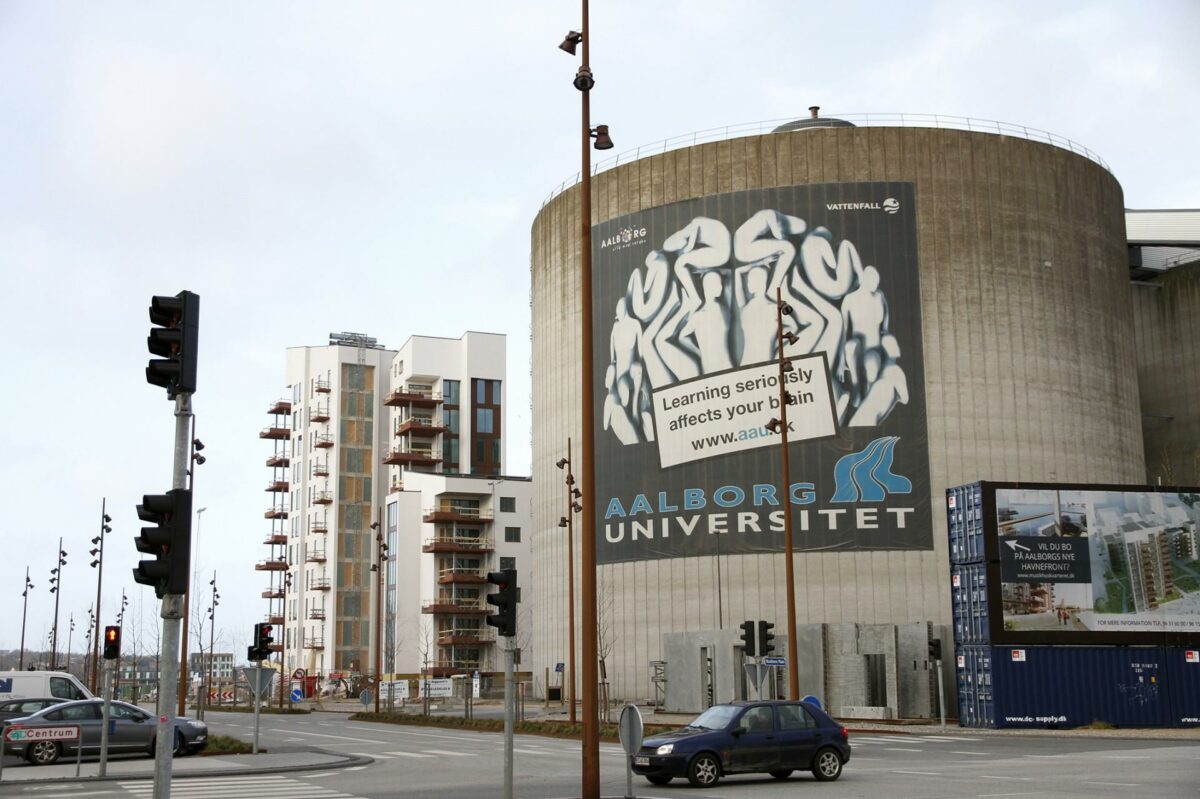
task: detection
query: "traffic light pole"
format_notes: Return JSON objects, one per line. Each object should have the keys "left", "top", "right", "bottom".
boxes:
{"left": 153, "top": 392, "right": 192, "bottom": 799}
{"left": 99, "top": 658, "right": 113, "bottom": 777}
{"left": 503, "top": 636, "right": 514, "bottom": 799}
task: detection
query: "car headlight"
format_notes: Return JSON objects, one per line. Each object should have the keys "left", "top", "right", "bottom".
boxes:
{"left": 186, "top": 721, "right": 206, "bottom": 729}
{"left": 655, "top": 744, "right": 674, "bottom": 755}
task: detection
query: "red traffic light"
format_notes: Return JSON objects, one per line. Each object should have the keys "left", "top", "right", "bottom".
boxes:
{"left": 103, "top": 625, "right": 121, "bottom": 660}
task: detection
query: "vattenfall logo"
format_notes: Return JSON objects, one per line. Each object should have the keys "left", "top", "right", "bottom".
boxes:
{"left": 599, "top": 226, "right": 648, "bottom": 250}
{"left": 825, "top": 198, "right": 900, "bottom": 214}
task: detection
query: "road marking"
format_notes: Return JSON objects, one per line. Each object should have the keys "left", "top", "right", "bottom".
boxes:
{"left": 884, "top": 747, "right": 923, "bottom": 752}
{"left": 1083, "top": 782, "right": 1140, "bottom": 788}
{"left": 119, "top": 776, "right": 365, "bottom": 798}
{"left": 350, "top": 751, "right": 393, "bottom": 759}
{"left": 978, "top": 793, "right": 1038, "bottom": 797}
{"left": 1105, "top": 755, "right": 1151, "bottom": 760}
{"left": 980, "top": 775, "right": 1033, "bottom": 781}
{"left": 385, "top": 751, "right": 436, "bottom": 758}
{"left": 422, "top": 748, "right": 476, "bottom": 757}
{"left": 892, "top": 769, "right": 942, "bottom": 776}
{"left": 951, "top": 750, "right": 990, "bottom": 755}
{"left": 267, "top": 728, "right": 384, "bottom": 744}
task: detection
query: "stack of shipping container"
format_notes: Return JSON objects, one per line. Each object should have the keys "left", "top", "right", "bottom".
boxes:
{"left": 948, "top": 481, "right": 1200, "bottom": 728}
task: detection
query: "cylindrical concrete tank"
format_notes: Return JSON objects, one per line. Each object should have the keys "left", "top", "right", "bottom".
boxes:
{"left": 530, "top": 122, "right": 1141, "bottom": 708}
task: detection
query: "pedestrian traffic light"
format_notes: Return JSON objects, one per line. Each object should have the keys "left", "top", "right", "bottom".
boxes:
{"left": 250, "top": 622, "right": 274, "bottom": 661}
{"left": 758, "top": 620, "right": 776, "bottom": 656}
{"left": 929, "top": 638, "right": 942, "bottom": 661}
{"left": 739, "top": 620, "right": 757, "bottom": 657}
{"left": 133, "top": 488, "right": 192, "bottom": 598}
{"left": 146, "top": 290, "right": 200, "bottom": 398}
{"left": 485, "top": 569, "right": 518, "bottom": 638}
{"left": 103, "top": 626, "right": 121, "bottom": 660}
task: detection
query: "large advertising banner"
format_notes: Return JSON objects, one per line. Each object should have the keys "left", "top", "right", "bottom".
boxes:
{"left": 994, "top": 487, "right": 1200, "bottom": 638}
{"left": 592, "top": 182, "right": 932, "bottom": 564}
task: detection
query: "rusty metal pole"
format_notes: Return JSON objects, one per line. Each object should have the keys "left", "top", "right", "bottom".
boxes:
{"left": 776, "top": 288, "right": 800, "bottom": 700}
{"left": 90, "top": 498, "right": 108, "bottom": 693}
{"left": 566, "top": 438, "right": 577, "bottom": 725}
{"left": 374, "top": 507, "right": 384, "bottom": 715}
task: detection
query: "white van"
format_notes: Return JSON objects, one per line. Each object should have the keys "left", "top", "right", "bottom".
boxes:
{"left": 0, "top": 671, "right": 93, "bottom": 702}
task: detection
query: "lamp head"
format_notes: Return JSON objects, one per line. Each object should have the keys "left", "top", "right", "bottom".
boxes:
{"left": 558, "top": 517, "right": 569, "bottom": 528}
{"left": 559, "top": 30, "right": 582, "bottom": 55}
{"left": 572, "top": 502, "right": 584, "bottom": 513}
{"left": 592, "top": 124, "right": 614, "bottom": 150}
{"left": 780, "top": 302, "right": 794, "bottom": 317}
{"left": 573, "top": 66, "right": 595, "bottom": 92}
{"left": 765, "top": 418, "right": 781, "bottom": 433}
{"left": 103, "top": 513, "right": 112, "bottom": 523}
{"left": 193, "top": 438, "right": 205, "bottom": 452}
{"left": 556, "top": 458, "right": 568, "bottom": 470}
{"left": 193, "top": 454, "right": 206, "bottom": 465}
{"left": 572, "top": 488, "right": 582, "bottom": 499}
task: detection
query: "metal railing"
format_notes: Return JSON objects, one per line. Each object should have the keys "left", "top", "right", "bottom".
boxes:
{"left": 425, "top": 506, "right": 493, "bottom": 520}
{"left": 438, "top": 567, "right": 484, "bottom": 580}
{"left": 423, "top": 535, "right": 493, "bottom": 550}
{"left": 542, "top": 112, "right": 1110, "bottom": 206}
{"left": 423, "top": 596, "right": 483, "bottom": 611}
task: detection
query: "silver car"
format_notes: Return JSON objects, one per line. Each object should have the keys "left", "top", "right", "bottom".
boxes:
{"left": 1, "top": 699, "right": 207, "bottom": 765}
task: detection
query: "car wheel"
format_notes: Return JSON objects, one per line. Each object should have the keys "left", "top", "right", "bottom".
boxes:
{"left": 646, "top": 775, "right": 672, "bottom": 786}
{"left": 770, "top": 769, "right": 793, "bottom": 780}
{"left": 26, "top": 741, "right": 61, "bottom": 766}
{"left": 687, "top": 752, "right": 721, "bottom": 788}
{"left": 811, "top": 747, "right": 843, "bottom": 781}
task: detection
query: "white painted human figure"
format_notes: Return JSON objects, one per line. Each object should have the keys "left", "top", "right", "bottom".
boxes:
{"left": 602, "top": 364, "right": 640, "bottom": 445}
{"left": 849, "top": 335, "right": 908, "bottom": 426}
{"left": 733, "top": 264, "right": 777, "bottom": 366}
{"left": 665, "top": 217, "right": 732, "bottom": 288}
{"left": 652, "top": 286, "right": 702, "bottom": 383}
{"left": 679, "top": 271, "right": 734, "bottom": 374}
{"left": 627, "top": 250, "right": 670, "bottom": 322}
{"left": 800, "top": 230, "right": 857, "bottom": 300}
{"left": 610, "top": 297, "right": 643, "bottom": 412}
{"left": 841, "top": 260, "right": 888, "bottom": 400}
{"left": 732, "top": 209, "right": 807, "bottom": 294}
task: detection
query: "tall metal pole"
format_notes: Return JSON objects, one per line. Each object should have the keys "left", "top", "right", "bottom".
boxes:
{"left": 91, "top": 498, "right": 108, "bottom": 693}
{"left": 776, "top": 288, "right": 800, "bottom": 700}
{"left": 19, "top": 567, "right": 32, "bottom": 670}
{"left": 50, "top": 537, "right": 64, "bottom": 671}
{"left": 578, "top": 1, "right": 600, "bottom": 794}
{"left": 503, "top": 636, "right": 514, "bottom": 799}
{"left": 205, "top": 572, "right": 217, "bottom": 719}
{"left": 566, "top": 438, "right": 577, "bottom": 725}
{"left": 154, "top": 392, "right": 192, "bottom": 799}
{"left": 178, "top": 480, "right": 203, "bottom": 717}
{"left": 374, "top": 508, "right": 384, "bottom": 714}
{"left": 65, "top": 615, "right": 75, "bottom": 673}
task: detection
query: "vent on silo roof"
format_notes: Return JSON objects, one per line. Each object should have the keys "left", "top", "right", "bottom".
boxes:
{"left": 772, "top": 105, "right": 856, "bottom": 132}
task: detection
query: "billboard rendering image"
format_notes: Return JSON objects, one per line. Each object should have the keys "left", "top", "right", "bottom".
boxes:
{"left": 995, "top": 487, "right": 1200, "bottom": 637}
{"left": 591, "top": 182, "right": 932, "bottom": 564}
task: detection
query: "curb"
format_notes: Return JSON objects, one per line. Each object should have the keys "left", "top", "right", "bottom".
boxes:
{"left": 0, "top": 747, "right": 372, "bottom": 786}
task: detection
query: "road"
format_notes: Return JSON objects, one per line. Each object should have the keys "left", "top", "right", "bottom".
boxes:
{"left": 3, "top": 710, "right": 1199, "bottom": 798}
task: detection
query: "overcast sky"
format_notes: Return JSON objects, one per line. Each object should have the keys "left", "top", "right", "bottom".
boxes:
{"left": 1, "top": 1, "right": 1196, "bottom": 665}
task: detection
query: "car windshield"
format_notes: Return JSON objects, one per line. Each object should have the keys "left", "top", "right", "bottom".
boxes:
{"left": 689, "top": 705, "right": 741, "bottom": 730}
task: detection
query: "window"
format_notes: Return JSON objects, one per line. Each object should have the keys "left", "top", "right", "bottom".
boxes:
{"left": 476, "top": 408, "right": 493, "bottom": 433}
{"left": 504, "top": 526, "right": 521, "bottom": 543}
{"left": 491, "top": 380, "right": 502, "bottom": 404}
{"left": 49, "top": 677, "right": 86, "bottom": 700}
{"left": 443, "top": 408, "right": 459, "bottom": 433}
{"left": 500, "top": 496, "right": 515, "bottom": 513}
{"left": 777, "top": 704, "right": 816, "bottom": 730}
{"left": 443, "top": 380, "right": 459, "bottom": 405}
{"left": 476, "top": 379, "right": 487, "bottom": 404}
{"left": 740, "top": 706, "right": 774, "bottom": 732}
{"left": 500, "top": 556, "right": 516, "bottom": 571}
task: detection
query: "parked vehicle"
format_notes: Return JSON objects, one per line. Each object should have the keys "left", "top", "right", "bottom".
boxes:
{"left": 1, "top": 699, "right": 207, "bottom": 765}
{"left": 0, "top": 671, "right": 93, "bottom": 702}
{"left": 631, "top": 700, "right": 851, "bottom": 788}
{"left": 0, "top": 697, "right": 67, "bottom": 723}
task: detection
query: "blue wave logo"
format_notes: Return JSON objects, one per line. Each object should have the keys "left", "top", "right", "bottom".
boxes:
{"left": 831, "top": 436, "right": 911, "bottom": 502}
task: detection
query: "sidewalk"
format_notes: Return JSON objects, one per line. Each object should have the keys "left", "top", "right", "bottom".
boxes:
{"left": 0, "top": 747, "right": 370, "bottom": 786}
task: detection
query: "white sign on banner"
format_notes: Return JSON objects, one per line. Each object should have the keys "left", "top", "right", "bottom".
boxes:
{"left": 416, "top": 678, "right": 454, "bottom": 699}
{"left": 652, "top": 355, "right": 836, "bottom": 469}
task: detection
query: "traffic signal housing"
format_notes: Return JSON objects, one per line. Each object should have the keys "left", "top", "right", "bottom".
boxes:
{"left": 103, "top": 626, "right": 121, "bottom": 660}
{"left": 133, "top": 488, "right": 192, "bottom": 598}
{"left": 146, "top": 290, "right": 199, "bottom": 398}
{"left": 249, "top": 622, "right": 274, "bottom": 661}
{"left": 485, "top": 569, "right": 518, "bottom": 638}
{"left": 739, "top": 620, "right": 757, "bottom": 657}
{"left": 929, "top": 638, "right": 942, "bottom": 661}
{"left": 758, "top": 620, "right": 776, "bottom": 656}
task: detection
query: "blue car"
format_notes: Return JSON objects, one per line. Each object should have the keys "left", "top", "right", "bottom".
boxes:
{"left": 632, "top": 700, "right": 851, "bottom": 788}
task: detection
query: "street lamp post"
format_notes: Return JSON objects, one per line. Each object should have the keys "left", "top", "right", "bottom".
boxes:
{"left": 559, "top": 6, "right": 614, "bottom": 796}
{"left": 113, "top": 591, "right": 128, "bottom": 698}
{"left": 204, "top": 574, "right": 219, "bottom": 719}
{"left": 65, "top": 615, "right": 76, "bottom": 674}
{"left": 48, "top": 540, "right": 67, "bottom": 670}
{"left": 177, "top": 434, "right": 205, "bottom": 717}
{"left": 83, "top": 606, "right": 95, "bottom": 686}
{"left": 555, "top": 441, "right": 582, "bottom": 725}
{"left": 89, "top": 499, "right": 113, "bottom": 693}
{"left": 370, "top": 512, "right": 388, "bottom": 714}
{"left": 18, "top": 568, "right": 33, "bottom": 670}
{"left": 766, "top": 288, "right": 801, "bottom": 700}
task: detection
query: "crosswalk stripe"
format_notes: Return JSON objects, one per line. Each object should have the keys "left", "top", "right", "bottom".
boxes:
{"left": 385, "top": 751, "right": 436, "bottom": 758}
{"left": 118, "top": 776, "right": 365, "bottom": 799}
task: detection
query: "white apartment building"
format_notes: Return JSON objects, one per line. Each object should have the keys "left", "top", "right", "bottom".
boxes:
{"left": 260, "top": 331, "right": 531, "bottom": 681}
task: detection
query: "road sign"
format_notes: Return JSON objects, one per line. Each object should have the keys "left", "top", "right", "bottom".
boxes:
{"left": 292, "top": 668, "right": 306, "bottom": 680}
{"left": 555, "top": 662, "right": 564, "bottom": 673}
{"left": 359, "top": 690, "right": 371, "bottom": 707}
{"left": 241, "top": 667, "right": 275, "bottom": 699}
{"left": 618, "top": 704, "right": 643, "bottom": 754}
{"left": 3, "top": 724, "right": 79, "bottom": 742}
{"left": 763, "top": 656, "right": 786, "bottom": 667}
{"left": 290, "top": 688, "right": 303, "bottom": 703}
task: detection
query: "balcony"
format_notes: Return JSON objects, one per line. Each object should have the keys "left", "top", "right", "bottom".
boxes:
{"left": 304, "top": 638, "right": 325, "bottom": 650}
{"left": 265, "top": 480, "right": 289, "bottom": 493}
{"left": 384, "top": 387, "right": 442, "bottom": 407}
{"left": 382, "top": 446, "right": 439, "bottom": 466}
{"left": 426, "top": 659, "right": 480, "bottom": 678}
{"left": 311, "top": 405, "right": 330, "bottom": 423}
{"left": 266, "top": 613, "right": 284, "bottom": 625}
{"left": 268, "top": 399, "right": 292, "bottom": 415}
{"left": 313, "top": 434, "right": 334, "bottom": 449}
{"left": 259, "top": 426, "right": 290, "bottom": 440}
{"left": 437, "top": 627, "right": 496, "bottom": 646}
{"left": 311, "top": 519, "right": 328, "bottom": 534}
{"left": 268, "top": 643, "right": 283, "bottom": 653}
{"left": 306, "top": 547, "right": 327, "bottom": 563}
{"left": 265, "top": 506, "right": 289, "bottom": 519}
{"left": 261, "top": 588, "right": 284, "bottom": 599}
{"left": 262, "top": 533, "right": 287, "bottom": 545}
{"left": 308, "top": 607, "right": 326, "bottom": 620}
{"left": 313, "top": 491, "right": 333, "bottom": 505}
{"left": 421, "top": 597, "right": 485, "bottom": 615}
{"left": 311, "top": 578, "right": 332, "bottom": 591}
{"left": 423, "top": 535, "right": 493, "bottom": 554}
{"left": 315, "top": 379, "right": 331, "bottom": 394}
{"left": 423, "top": 506, "right": 494, "bottom": 524}
{"left": 312, "top": 461, "right": 329, "bottom": 478}
{"left": 395, "top": 417, "right": 445, "bottom": 437}
{"left": 438, "top": 567, "right": 487, "bottom": 585}
{"left": 265, "top": 452, "right": 291, "bottom": 468}
{"left": 255, "top": 558, "right": 287, "bottom": 572}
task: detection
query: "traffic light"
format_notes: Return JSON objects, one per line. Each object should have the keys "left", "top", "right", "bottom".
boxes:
{"left": 103, "top": 626, "right": 121, "bottom": 660}
{"left": 739, "top": 620, "right": 757, "bottom": 657}
{"left": 485, "top": 569, "right": 518, "bottom": 637}
{"left": 133, "top": 488, "right": 192, "bottom": 598}
{"left": 929, "top": 638, "right": 942, "bottom": 661}
{"left": 758, "top": 620, "right": 776, "bottom": 656}
{"left": 249, "top": 622, "right": 274, "bottom": 661}
{"left": 146, "top": 290, "right": 200, "bottom": 398}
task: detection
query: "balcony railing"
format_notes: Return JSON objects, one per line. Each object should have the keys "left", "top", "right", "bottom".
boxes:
{"left": 438, "top": 567, "right": 486, "bottom": 585}
{"left": 421, "top": 597, "right": 485, "bottom": 614}
{"left": 422, "top": 535, "right": 494, "bottom": 554}
{"left": 426, "top": 659, "right": 481, "bottom": 677}
{"left": 265, "top": 505, "right": 289, "bottom": 519}
{"left": 304, "top": 638, "right": 325, "bottom": 649}
{"left": 437, "top": 627, "right": 496, "bottom": 646}
{"left": 266, "top": 451, "right": 291, "bottom": 468}
{"left": 314, "top": 379, "right": 331, "bottom": 393}
{"left": 259, "top": 427, "right": 290, "bottom": 440}
{"left": 313, "top": 491, "right": 333, "bottom": 505}
{"left": 423, "top": 506, "right": 494, "bottom": 524}
{"left": 310, "top": 578, "right": 332, "bottom": 591}
{"left": 383, "top": 446, "right": 439, "bottom": 465}
{"left": 384, "top": 387, "right": 442, "bottom": 407}
{"left": 395, "top": 417, "right": 445, "bottom": 437}
{"left": 266, "top": 613, "right": 284, "bottom": 625}
{"left": 308, "top": 607, "right": 326, "bottom": 620}
{"left": 254, "top": 558, "right": 287, "bottom": 572}
{"left": 311, "top": 518, "right": 328, "bottom": 534}
{"left": 313, "top": 434, "right": 334, "bottom": 449}
{"left": 311, "top": 405, "right": 330, "bottom": 423}
{"left": 312, "top": 462, "right": 329, "bottom": 478}
{"left": 261, "top": 588, "right": 284, "bottom": 599}
{"left": 265, "top": 480, "right": 289, "bottom": 493}
{"left": 262, "top": 533, "right": 287, "bottom": 545}
{"left": 268, "top": 399, "right": 292, "bottom": 415}
{"left": 306, "top": 547, "right": 327, "bottom": 563}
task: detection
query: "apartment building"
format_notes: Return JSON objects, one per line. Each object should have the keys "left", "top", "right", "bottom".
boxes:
{"left": 260, "top": 331, "right": 530, "bottom": 681}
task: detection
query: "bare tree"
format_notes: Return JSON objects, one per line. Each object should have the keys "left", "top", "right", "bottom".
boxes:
{"left": 415, "top": 617, "right": 436, "bottom": 716}
{"left": 595, "top": 567, "right": 617, "bottom": 722}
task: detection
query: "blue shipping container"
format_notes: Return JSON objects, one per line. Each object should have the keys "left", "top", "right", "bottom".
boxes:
{"left": 951, "top": 563, "right": 990, "bottom": 645}
{"left": 955, "top": 645, "right": 1200, "bottom": 729}
{"left": 947, "top": 482, "right": 985, "bottom": 565}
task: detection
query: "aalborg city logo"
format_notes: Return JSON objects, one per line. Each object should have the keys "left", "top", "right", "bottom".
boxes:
{"left": 599, "top": 225, "right": 648, "bottom": 251}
